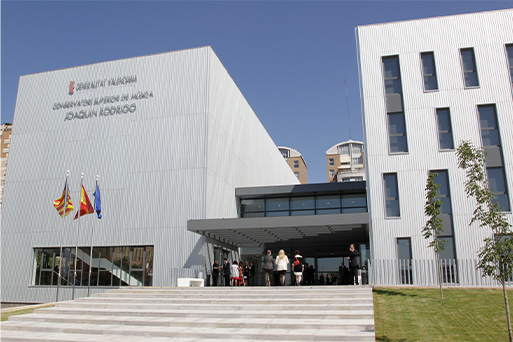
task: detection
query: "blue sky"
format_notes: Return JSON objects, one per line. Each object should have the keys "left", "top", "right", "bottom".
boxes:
{"left": 2, "top": 1, "right": 512, "bottom": 183}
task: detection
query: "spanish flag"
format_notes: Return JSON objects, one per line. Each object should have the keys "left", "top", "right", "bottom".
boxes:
{"left": 54, "top": 180, "right": 74, "bottom": 217}
{"left": 74, "top": 185, "right": 95, "bottom": 220}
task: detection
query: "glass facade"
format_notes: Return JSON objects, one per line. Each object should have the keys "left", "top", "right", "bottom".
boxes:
{"left": 33, "top": 246, "right": 154, "bottom": 287}
{"left": 240, "top": 193, "right": 367, "bottom": 218}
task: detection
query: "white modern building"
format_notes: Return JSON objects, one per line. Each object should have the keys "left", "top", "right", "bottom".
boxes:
{"left": 357, "top": 9, "right": 513, "bottom": 284}
{"left": 1, "top": 46, "right": 300, "bottom": 303}
{"left": 325, "top": 140, "right": 365, "bottom": 183}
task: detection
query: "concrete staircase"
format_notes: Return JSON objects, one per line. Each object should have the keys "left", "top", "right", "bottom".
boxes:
{"left": 1, "top": 286, "right": 375, "bottom": 341}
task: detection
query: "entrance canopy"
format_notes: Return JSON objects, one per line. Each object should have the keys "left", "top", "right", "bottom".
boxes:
{"left": 188, "top": 181, "right": 369, "bottom": 248}
{"left": 187, "top": 212, "right": 368, "bottom": 247}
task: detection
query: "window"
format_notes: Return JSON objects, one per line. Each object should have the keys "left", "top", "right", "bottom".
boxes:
{"left": 460, "top": 48, "right": 479, "bottom": 87}
{"left": 338, "top": 144, "right": 349, "bottom": 155}
{"left": 383, "top": 56, "right": 402, "bottom": 95}
{"left": 436, "top": 108, "right": 454, "bottom": 150}
{"left": 383, "top": 56, "right": 407, "bottom": 153}
{"left": 438, "top": 236, "right": 458, "bottom": 284}
{"left": 431, "top": 170, "right": 452, "bottom": 215}
{"left": 388, "top": 113, "right": 408, "bottom": 153}
{"left": 487, "top": 167, "right": 510, "bottom": 211}
{"left": 293, "top": 160, "right": 299, "bottom": 168}
{"left": 279, "top": 148, "right": 289, "bottom": 159}
{"left": 329, "top": 158, "right": 334, "bottom": 166}
{"left": 478, "top": 105, "right": 500, "bottom": 147}
{"left": 265, "top": 197, "right": 289, "bottom": 212}
{"left": 294, "top": 172, "right": 299, "bottom": 179}
{"left": 397, "top": 238, "right": 412, "bottom": 284}
{"left": 329, "top": 169, "right": 334, "bottom": 178}
{"left": 506, "top": 44, "right": 513, "bottom": 85}
{"left": 421, "top": 52, "right": 438, "bottom": 91}
{"left": 384, "top": 173, "right": 400, "bottom": 217}
{"left": 33, "top": 246, "right": 154, "bottom": 287}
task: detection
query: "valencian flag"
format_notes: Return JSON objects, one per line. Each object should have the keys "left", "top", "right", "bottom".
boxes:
{"left": 54, "top": 180, "right": 74, "bottom": 217}
{"left": 74, "top": 185, "right": 95, "bottom": 219}
{"left": 93, "top": 181, "right": 102, "bottom": 219}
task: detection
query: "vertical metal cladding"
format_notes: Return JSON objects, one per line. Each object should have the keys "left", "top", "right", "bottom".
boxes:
{"left": 2, "top": 46, "right": 296, "bottom": 302}
{"left": 357, "top": 10, "right": 513, "bottom": 264}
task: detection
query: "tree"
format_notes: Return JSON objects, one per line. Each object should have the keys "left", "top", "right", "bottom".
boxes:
{"left": 457, "top": 140, "right": 513, "bottom": 342}
{"left": 423, "top": 171, "right": 446, "bottom": 300}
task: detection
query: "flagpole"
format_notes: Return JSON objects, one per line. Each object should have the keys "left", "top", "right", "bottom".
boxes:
{"left": 72, "top": 172, "right": 84, "bottom": 300}
{"left": 56, "top": 170, "right": 70, "bottom": 303}
{"left": 87, "top": 175, "right": 99, "bottom": 297}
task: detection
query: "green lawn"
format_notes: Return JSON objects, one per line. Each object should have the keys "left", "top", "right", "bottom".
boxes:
{"left": 1, "top": 304, "right": 54, "bottom": 322}
{"left": 373, "top": 287, "right": 513, "bottom": 342}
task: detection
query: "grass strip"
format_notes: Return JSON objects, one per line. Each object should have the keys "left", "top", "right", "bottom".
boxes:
{"left": 373, "top": 287, "right": 512, "bottom": 342}
{"left": 1, "top": 304, "right": 55, "bottom": 322}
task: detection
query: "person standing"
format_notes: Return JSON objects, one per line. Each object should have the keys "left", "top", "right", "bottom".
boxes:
{"left": 262, "top": 250, "right": 274, "bottom": 286}
{"left": 212, "top": 260, "right": 220, "bottom": 286}
{"left": 292, "top": 250, "right": 304, "bottom": 286}
{"left": 231, "top": 260, "right": 240, "bottom": 287}
{"left": 249, "top": 261, "right": 256, "bottom": 286}
{"left": 222, "top": 258, "right": 231, "bottom": 286}
{"left": 275, "top": 249, "right": 289, "bottom": 286}
{"left": 348, "top": 244, "right": 360, "bottom": 285}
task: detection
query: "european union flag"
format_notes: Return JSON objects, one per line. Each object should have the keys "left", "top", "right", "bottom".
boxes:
{"left": 93, "top": 182, "right": 102, "bottom": 219}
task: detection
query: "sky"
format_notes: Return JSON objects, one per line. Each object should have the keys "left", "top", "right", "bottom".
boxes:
{"left": 2, "top": 1, "right": 512, "bottom": 183}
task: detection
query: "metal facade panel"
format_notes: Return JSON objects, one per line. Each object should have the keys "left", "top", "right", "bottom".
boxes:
{"left": 357, "top": 10, "right": 513, "bottom": 263}
{"left": 205, "top": 48, "right": 299, "bottom": 220}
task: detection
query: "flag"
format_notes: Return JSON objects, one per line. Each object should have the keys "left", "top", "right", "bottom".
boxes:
{"left": 93, "top": 181, "right": 102, "bottom": 219}
{"left": 74, "top": 185, "right": 95, "bottom": 220}
{"left": 54, "top": 180, "right": 74, "bottom": 217}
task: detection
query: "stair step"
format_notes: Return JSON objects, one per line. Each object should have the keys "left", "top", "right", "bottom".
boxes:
{"left": 35, "top": 307, "right": 374, "bottom": 319}
{"left": 1, "top": 321, "right": 375, "bottom": 341}
{"left": 8, "top": 313, "right": 376, "bottom": 330}
{"left": 0, "top": 330, "right": 376, "bottom": 342}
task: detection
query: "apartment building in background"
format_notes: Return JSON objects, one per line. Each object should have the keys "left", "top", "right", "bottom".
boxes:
{"left": 1, "top": 123, "right": 12, "bottom": 210}
{"left": 325, "top": 140, "right": 365, "bottom": 183}
{"left": 278, "top": 146, "right": 307, "bottom": 184}
{"left": 357, "top": 9, "right": 513, "bottom": 284}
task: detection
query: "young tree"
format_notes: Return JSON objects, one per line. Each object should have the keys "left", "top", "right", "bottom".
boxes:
{"left": 423, "top": 171, "right": 446, "bottom": 300}
{"left": 457, "top": 140, "right": 513, "bottom": 342}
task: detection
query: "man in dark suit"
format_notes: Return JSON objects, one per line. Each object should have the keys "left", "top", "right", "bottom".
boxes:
{"left": 222, "top": 258, "right": 231, "bottom": 286}
{"left": 212, "top": 260, "right": 220, "bottom": 286}
{"left": 348, "top": 244, "right": 360, "bottom": 285}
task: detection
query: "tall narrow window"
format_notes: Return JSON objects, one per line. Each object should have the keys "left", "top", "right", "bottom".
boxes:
{"left": 478, "top": 105, "right": 500, "bottom": 147}
{"left": 436, "top": 108, "right": 454, "bottom": 150}
{"left": 478, "top": 104, "right": 510, "bottom": 211}
{"left": 329, "top": 158, "right": 334, "bottom": 166}
{"left": 507, "top": 44, "right": 513, "bottom": 85}
{"left": 397, "top": 238, "right": 412, "bottom": 284}
{"left": 431, "top": 170, "right": 452, "bottom": 215}
{"left": 388, "top": 113, "right": 408, "bottom": 153}
{"left": 293, "top": 160, "right": 299, "bottom": 168}
{"left": 460, "top": 48, "right": 479, "bottom": 87}
{"left": 421, "top": 52, "right": 438, "bottom": 91}
{"left": 383, "top": 56, "right": 408, "bottom": 153}
{"left": 384, "top": 173, "right": 400, "bottom": 217}
{"left": 487, "top": 167, "right": 510, "bottom": 212}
